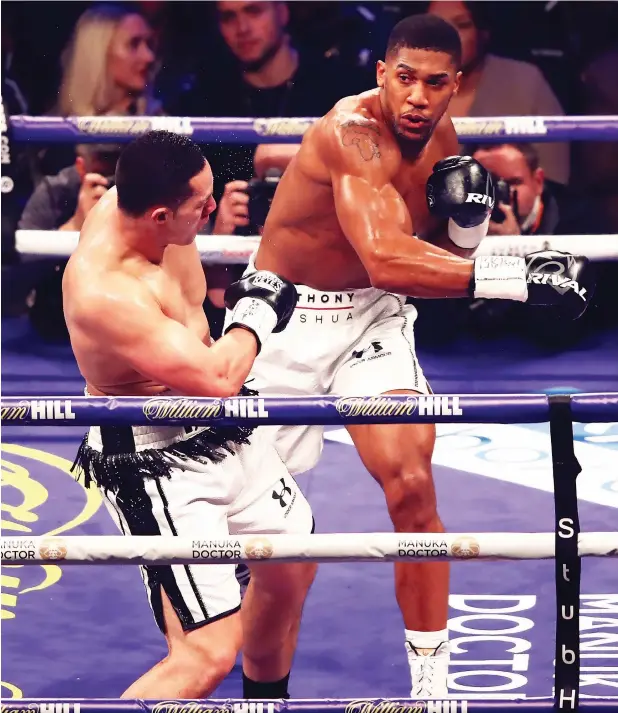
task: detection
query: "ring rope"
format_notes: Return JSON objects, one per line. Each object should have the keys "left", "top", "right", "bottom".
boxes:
{"left": 8, "top": 114, "right": 618, "bottom": 144}
{"left": 2, "top": 532, "right": 617, "bottom": 566}
{"left": 14, "top": 230, "right": 618, "bottom": 264}
{"left": 2, "top": 393, "right": 617, "bottom": 427}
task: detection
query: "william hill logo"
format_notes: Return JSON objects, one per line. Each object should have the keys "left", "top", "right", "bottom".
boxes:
{"left": 335, "top": 396, "right": 463, "bottom": 418}
{"left": 1, "top": 399, "right": 75, "bottom": 421}
{"left": 143, "top": 398, "right": 223, "bottom": 421}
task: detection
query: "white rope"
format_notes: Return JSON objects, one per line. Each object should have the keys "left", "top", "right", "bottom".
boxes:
{"left": 15, "top": 230, "right": 618, "bottom": 263}
{"left": 2, "top": 532, "right": 617, "bottom": 565}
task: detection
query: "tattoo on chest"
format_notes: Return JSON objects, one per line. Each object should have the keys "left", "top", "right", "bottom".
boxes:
{"left": 341, "top": 120, "right": 381, "bottom": 161}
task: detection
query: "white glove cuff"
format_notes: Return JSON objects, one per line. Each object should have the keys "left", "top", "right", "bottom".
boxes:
{"left": 473, "top": 256, "right": 528, "bottom": 302}
{"left": 228, "top": 297, "right": 278, "bottom": 350}
{"left": 448, "top": 214, "right": 491, "bottom": 249}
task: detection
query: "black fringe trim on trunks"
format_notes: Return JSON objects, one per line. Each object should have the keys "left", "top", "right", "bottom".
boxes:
{"left": 71, "top": 386, "right": 258, "bottom": 494}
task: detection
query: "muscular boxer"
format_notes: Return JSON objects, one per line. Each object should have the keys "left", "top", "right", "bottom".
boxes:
{"left": 63, "top": 131, "right": 316, "bottom": 699}
{"left": 228, "top": 15, "right": 593, "bottom": 697}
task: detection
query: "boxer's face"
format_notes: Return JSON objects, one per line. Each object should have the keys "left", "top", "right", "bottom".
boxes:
{"left": 217, "top": 1, "right": 288, "bottom": 70}
{"left": 378, "top": 48, "right": 460, "bottom": 146}
{"left": 155, "top": 166, "right": 216, "bottom": 245}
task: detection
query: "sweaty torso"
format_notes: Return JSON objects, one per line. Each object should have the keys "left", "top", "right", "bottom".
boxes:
{"left": 63, "top": 191, "right": 208, "bottom": 397}
{"left": 256, "top": 89, "right": 451, "bottom": 290}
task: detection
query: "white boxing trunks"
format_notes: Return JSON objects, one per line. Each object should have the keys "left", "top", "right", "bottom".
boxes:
{"left": 74, "top": 419, "right": 312, "bottom": 632}
{"left": 227, "top": 254, "right": 430, "bottom": 476}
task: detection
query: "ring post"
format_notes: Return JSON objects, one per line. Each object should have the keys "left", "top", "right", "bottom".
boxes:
{"left": 549, "top": 395, "right": 582, "bottom": 711}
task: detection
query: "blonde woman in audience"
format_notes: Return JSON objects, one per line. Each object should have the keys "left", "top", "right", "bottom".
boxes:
{"left": 58, "top": 3, "right": 159, "bottom": 117}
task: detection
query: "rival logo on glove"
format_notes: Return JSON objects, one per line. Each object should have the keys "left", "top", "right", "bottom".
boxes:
{"left": 527, "top": 273, "right": 587, "bottom": 300}
{"left": 465, "top": 193, "right": 495, "bottom": 208}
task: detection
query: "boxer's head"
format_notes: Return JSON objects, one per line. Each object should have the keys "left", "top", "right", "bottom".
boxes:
{"left": 378, "top": 14, "right": 461, "bottom": 147}
{"left": 116, "top": 131, "right": 216, "bottom": 246}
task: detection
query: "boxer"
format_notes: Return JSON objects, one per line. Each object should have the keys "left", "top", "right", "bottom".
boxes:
{"left": 63, "top": 130, "right": 316, "bottom": 700}
{"left": 227, "top": 14, "right": 593, "bottom": 697}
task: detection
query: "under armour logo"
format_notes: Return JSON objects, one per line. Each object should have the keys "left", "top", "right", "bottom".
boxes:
{"left": 352, "top": 341, "right": 383, "bottom": 359}
{"left": 272, "top": 478, "right": 292, "bottom": 508}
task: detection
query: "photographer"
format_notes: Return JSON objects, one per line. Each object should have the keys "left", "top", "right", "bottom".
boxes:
{"left": 19, "top": 144, "right": 121, "bottom": 232}
{"left": 464, "top": 142, "right": 612, "bottom": 345}
{"left": 205, "top": 149, "right": 291, "bottom": 337}
{"left": 18, "top": 144, "right": 120, "bottom": 341}
{"left": 472, "top": 142, "right": 602, "bottom": 238}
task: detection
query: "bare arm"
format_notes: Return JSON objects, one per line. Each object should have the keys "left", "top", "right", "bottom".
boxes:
{"left": 78, "top": 276, "right": 258, "bottom": 397}
{"left": 326, "top": 115, "right": 473, "bottom": 297}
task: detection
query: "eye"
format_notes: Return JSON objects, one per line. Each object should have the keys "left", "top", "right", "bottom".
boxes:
{"left": 398, "top": 73, "right": 410, "bottom": 83}
{"left": 427, "top": 78, "right": 445, "bottom": 87}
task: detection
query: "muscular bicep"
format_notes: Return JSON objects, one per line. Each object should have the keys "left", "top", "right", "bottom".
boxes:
{"left": 333, "top": 174, "right": 412, "bottom": 265}
{"left": 80, "top": 284, "right": 223, "bottom": 395}
{"left": 326, "top": 118, "right": 412, "bottom": 267}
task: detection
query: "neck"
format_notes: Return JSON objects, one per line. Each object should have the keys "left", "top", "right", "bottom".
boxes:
{"left": 116, "top": 212, "right": 166, "bottom": 264}
{"left": 108, "top": 84, "right": 141, "bottom": 114}
{"left": 243, "top": 40, "right": 298, "bottom": 88}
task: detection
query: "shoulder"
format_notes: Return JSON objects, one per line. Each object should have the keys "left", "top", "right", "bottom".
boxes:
{"left": 484, "top": 54, "right": 547, "bottom": 85}
{"left": 65, "top": 259, "right": 156, "bottom": 330}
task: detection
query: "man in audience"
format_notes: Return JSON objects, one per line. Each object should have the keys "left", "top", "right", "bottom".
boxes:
{"left": 178, "top": 1, "right": 369, "bottom": 196}
{"left": 19, "top": 144, "right": 121, "bottom": 232}
{"left": 472, "top": 143, "right": 603, "bottom": 237}
{"left": 455, "top": 142, "right": 612, "bottom": 343}
{"left": 426, "top": 1, "right": 570, "bottom": 185}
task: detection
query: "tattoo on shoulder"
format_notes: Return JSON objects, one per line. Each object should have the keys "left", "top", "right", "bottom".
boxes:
{"left": 340, "top": 120, "right": 381, "bottom": 161}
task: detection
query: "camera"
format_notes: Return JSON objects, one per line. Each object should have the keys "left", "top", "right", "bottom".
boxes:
{"left": 490, "top": 174, "right": 512, "bottom": 224}
{"left": 246, "top": 169, "right": 282, "bottom": 228}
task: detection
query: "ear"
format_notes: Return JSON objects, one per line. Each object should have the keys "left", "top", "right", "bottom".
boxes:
{"left": 376, "top": 60, "right": 386, "bottom": 88}
{"left": 453, "top": 70, "right": 462, "bottom": 95}
{"left": 75, "top": 156, "right": 87, "bottom": 180}
{"left": 151, "top": 207, "right": 169, "bottom": 225}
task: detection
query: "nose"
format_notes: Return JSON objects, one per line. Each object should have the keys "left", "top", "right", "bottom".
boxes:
{"left": 236, "top": 15, "right": 251, "bottom": 35}
{"left": 140, "top": 41, "right": 155, "bottom": 64}
{"left": 406, "top": 82, "right": 429, "bottom": 109}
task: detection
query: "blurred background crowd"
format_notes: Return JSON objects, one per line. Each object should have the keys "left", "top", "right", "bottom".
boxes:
{"left": 2, "top": 0, "right": 618, "bottom": 348}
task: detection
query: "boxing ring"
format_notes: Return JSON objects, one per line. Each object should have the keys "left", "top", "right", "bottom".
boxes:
{"left": 2, "top": 114, "right": 618, "bottom": 711}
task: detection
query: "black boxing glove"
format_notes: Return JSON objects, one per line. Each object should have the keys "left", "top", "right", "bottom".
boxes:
{"left": 525, "top": 251, "right": 594, "bottom": 319}
{"left": 426, "top": 156, "right": 494, "bottom": 249}
{"left": 469, "top": 251, "right": 594, "bottom": 320}
{"left": 224, "top": 271, "right": 298, "bottom": 351}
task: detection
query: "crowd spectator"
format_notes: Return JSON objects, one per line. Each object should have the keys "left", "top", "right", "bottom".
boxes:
{"left": 177, "top": 1, "right": 369, "bottom": 204}
{"left": 472, "top": 143, "right": 606, "bottom": 238}
{"left": 19, "top": 145, "right": 121, "bottom": 232}
{"left": 426, "top": 1, "right": 570, "bottom": 186}
{"left": 38, "top": 3, "right": 160, "bottom": 178}
{"left": 414, "top": 142, "right": 613, "bottom": 348}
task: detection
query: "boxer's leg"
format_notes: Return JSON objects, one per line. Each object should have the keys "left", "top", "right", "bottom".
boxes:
{"left": 228, "top": 433, "right": 316, "bottom": 697}
{"left": 346, "top": 405, "right": 450, "bottom": 697}
{"left": 346, "top": 410, "right": 448, "bottom": 633}
{"left": 333, "top": 299, "right": 450, "bottom": 696}
{"left": 96, "top": 433, "right": 246, "bottom": 698}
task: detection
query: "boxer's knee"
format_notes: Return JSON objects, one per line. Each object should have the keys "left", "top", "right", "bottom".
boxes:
{"left": 168, "top": 631, "right": 239, "bottom": 695}
{"left": 381, "top": 463, "right": 439, "bottom": 532}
